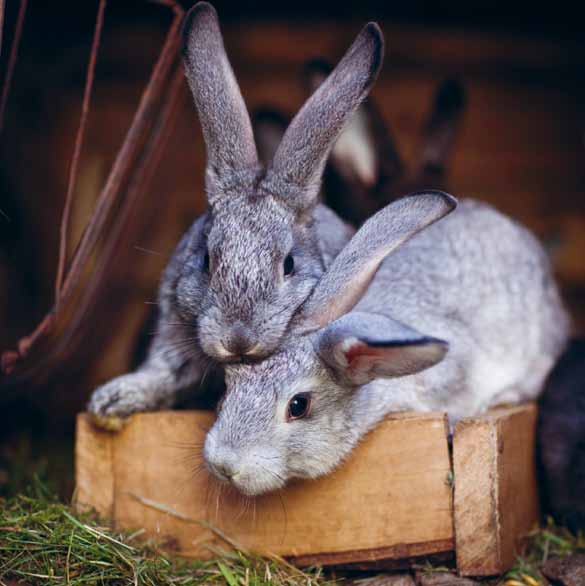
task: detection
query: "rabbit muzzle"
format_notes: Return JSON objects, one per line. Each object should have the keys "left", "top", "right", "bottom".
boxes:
{"left": 204, "top": 430, "right": 286, "bottom": 496}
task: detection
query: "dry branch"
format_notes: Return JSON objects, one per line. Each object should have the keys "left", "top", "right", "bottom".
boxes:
{"left": 55, "top": 0, "right": 107, "bottom": 306}
{"left": 0, "top": 0, "right": 27, "bottom": 134}
{"left": 0, "top": 0, "right": 185, "bottom": 389}
{"left": 0, "top": 0, "right": 5, "bottom": 57}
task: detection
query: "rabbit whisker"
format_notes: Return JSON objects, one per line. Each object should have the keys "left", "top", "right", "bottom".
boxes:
{"left": 134, "top": 245, "right": 167, "bottom": 258}
{"left": 256, "top": 463, "right": 285, "bottom": 484}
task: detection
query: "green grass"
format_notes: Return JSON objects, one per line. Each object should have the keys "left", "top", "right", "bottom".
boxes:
{"left": 502, "top": 519, "right": 585, "bottom": 585}
{"left": 0, "top": 480, "right": 332, "bottom": 586}
{"left": 2, "top": 479, "right": 584, "bottom": 586}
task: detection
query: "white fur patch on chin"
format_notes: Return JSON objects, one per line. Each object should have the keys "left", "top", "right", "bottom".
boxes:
{"left": 231, "top": 472, "right": 284, "bottom": 496}
{"left": 230, "top": 454, "right": 288, "bottom": 496}
{"left": 245, "top": 343, "right": 264, "bottom": 357}
{"left": 213, "top": 343, "right": 235, "bottom": 359}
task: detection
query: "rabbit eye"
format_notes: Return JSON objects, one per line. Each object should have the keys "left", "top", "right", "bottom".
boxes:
{"left": 203, "top": 252, "right": 210, "bottom": 273}
{"left": 283, "top": 254, "right": 294, "bottom": 276}
{"left": 287, "top": 393, "right": 311, "bottom": 421}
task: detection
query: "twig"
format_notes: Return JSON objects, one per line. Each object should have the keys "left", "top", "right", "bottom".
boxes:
{"left": 55, "top": 0, "right": 107, "bottom": 308}
{"left": 128, "top": 491, "right": 251, "bottom": 555}
{"left": 43, "top": 66, "right": 185, "bottom": 374}
{"left": 150, "top": 0, "right": 184, "bottom": 16}
{"left": 61, "top": 510, "right": 136, "bottom": 552}
{"left": 0, "top": 0, "right": 27, "bottom": 134}
{"left": 0, "top": 0, "right": 185, "bottom": 380}
{"left": 58, "top": 6, "right": 182, "bottom": 309}
{"left": 0, "top": 0, "right": 5, "bottom": 58}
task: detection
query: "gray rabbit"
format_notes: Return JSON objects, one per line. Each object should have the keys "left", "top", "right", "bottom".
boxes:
{"left": 204, "top": 193, "right": 570, "bottom": 496}
{"left": 87, "top": 3, "right": 387, "bottom": 427}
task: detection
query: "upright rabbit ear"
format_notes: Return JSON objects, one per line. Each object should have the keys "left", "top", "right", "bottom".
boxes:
{"left": 304, "top": 58, "right": 402, "bottom": 193}
{"left": 406, "top": 78, "right": 467, "bottom": 191}
{"left": 315, "top": 312, "right": 448, "bottom": 386}
{"left": 296, "top": 191, "right": 457, "bottom": 332}
{"left": 263, "top": 23, "right": 384, "bottom": 212}
{"left": 303, "top": 58, "right": 402, "bottom": 225}
{"left": 182, "top": 2, "right": 259, "bottom": 204}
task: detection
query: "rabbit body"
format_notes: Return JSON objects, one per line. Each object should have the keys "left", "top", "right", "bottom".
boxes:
{"left": 354, "top": 199, "right": 569, "bottom": 424}
{"left": 205, "top": 195, "right": 570, "bottom": 496}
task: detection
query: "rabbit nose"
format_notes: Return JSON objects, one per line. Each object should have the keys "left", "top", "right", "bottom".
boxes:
{"left": 225, "top": 325, "right": 256, "bottom": 356}
{"left": 214, "top": 461, "right": 236, "bottom": 480}
{"left": 208, "top": 451, "right": 239, "bottom": 482}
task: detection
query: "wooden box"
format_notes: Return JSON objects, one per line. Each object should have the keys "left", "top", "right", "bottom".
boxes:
{"left": 75, "top": 403, "right": 539, "bottom": 576}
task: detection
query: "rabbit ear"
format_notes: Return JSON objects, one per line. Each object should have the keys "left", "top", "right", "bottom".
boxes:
{"left": 303, "top": 58, "right": 403, "bottom": 225}
{"left": 411, "top": 78, "right": 467, "bottom": 188}
{"left": 304, "top": 58, "right": 402, "bottom": 193}
{"left": 263, "top": 23, "right": 384, "bottom": 212}
{"left": 182, "top": 2, "right": 259, "bottom": 204}
{"left": 315, "top": 312, "right": 448, "bottom": 386}
{"left": 296, "top": 191, "right": 457, "bottom": 331}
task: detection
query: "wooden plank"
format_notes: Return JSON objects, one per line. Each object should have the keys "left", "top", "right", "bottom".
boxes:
{"left": 85, "top": 410, "right": 453, "bottom": 563}
{"left": 74, "top": 414, "right": 115, "bottom": 518}
{"left": 76, "top": 405, "right": 539, "bottom": 571}
{"left": 452, "top": 415, "right": 499, "bottom": 575}
{"left": 453, "top": 403, "right": 539, "bottom": 576}
{"left": 494, "top": 404, "right": 539, "bottom": 572}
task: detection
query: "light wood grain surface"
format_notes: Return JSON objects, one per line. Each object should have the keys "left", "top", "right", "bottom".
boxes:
{"left": 76, "top": 404, "right": 539, "bottom": 574}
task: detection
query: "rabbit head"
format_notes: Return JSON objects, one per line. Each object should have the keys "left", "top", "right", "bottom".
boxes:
{"left": 203, "top": 191, "right": 457, "bottom": 495}
{"left": 178, "top": 3, "right": 383, "bottom": 363}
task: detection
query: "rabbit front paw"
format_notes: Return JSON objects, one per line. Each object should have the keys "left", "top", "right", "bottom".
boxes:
{"left": 87, "top": 373, "right": 165, "bottom": 430}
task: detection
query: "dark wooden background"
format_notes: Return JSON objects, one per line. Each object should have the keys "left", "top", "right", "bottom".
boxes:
{"left": 0, "top": 0, "right": 584, "bottom": 426}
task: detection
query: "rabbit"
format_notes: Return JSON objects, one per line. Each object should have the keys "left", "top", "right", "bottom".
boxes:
{"left": 203, "top": 192, "right": 570, "bottom": 496}
{"left": 304, "top": 59, "right": 466, "bottom": 225}
{"left": 252, "top": 72, "right": 466, "bottom": 230}
{"left": 87, "top": 2, "right": 387, "bottom": 428}
{"left": 538, "top": 337, "right": 585, "bottom": 532}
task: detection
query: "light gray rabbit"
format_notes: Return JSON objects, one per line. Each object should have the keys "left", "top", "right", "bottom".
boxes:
{"left": 87, "top": 3, "right": 389, "bottom": 427}
{"left": 204, "top": 192, "right": 570, "bottom": 496}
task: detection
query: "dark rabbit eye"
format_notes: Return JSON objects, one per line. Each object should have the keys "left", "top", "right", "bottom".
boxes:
{"left": 202, "top": 252, "right": 210, "bottom": 273}
{"left": 283, "top": 254, "right": 294, "bottom": 276}
{"left": 287, "top": 393, "right": 311, "bottom": 420}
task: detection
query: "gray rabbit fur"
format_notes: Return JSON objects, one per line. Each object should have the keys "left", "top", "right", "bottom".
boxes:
{"left": 204, "top": 194, "right": 570, "bottom": 496}
{"left": 88, "top": 3, "right": 388, "bottom": 425}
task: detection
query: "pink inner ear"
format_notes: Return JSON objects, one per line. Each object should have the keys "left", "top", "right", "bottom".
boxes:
{"left": 345, "top": 341, "right": 394, "bottom": 373}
